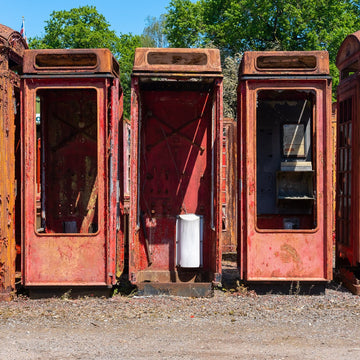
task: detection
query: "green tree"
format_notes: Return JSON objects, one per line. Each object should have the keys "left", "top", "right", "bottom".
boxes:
{"left": 142, "top": 15, "right": 168, "bottom": 48}
{"left": 165, "top": 0, "right": 360, "bottom": 56}
{"left": 164, "top": 0, "right": 203, "bottom": 47}
{"left": 164, "top": 0, "right": 360, "bottom": 98}
{"left": 29, "top": 6, "right": 120, "bottom": 52}
{"left": 117, "top": 33, "right": 144, "bottom": 118}
{"left": 29, "top": 5, "right": 144, "bottom": 118}
{"left": 222, "top": 54, "right": 241, "bottom": 118}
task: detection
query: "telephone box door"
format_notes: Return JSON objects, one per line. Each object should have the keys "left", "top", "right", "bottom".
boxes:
{"left": 238, "top": 51, "right": 333, "bottom": 281}
{"left": 129, "top": 48, "right": 223, "bottom": 285}
{"left": 22, "top": 50, "right": 121, "bottom": 287}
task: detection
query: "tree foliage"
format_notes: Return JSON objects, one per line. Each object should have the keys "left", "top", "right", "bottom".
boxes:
{"left": 116, "top": 33, "right": 144, "bottom": 118}
{"left": 165, "top": 0, "right": 360, "bottom": 56}
{"left": 29, "top": 5, "right": 145, "bottom": 118}
{"left": 222, "top": 54, "right": 241, "bottom": 118}
{"left": 142, "top": 15, "right": 168, "bottom": 48}
{"left": 164, "top": 0, "right": 204, "bottom": 47}
{"left": 29, "top": 6, "right": 120, "bottom": 52}
{"left": 164, "top": 0, "right": 360, "bottom": 99}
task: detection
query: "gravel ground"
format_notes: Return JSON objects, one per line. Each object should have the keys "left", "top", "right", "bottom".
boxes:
{"left": 1, "top": 263, "right": 360, "bottom": 360}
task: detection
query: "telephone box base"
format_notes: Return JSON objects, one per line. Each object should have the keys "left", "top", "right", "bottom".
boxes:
{"left": 337, "top": 268, "right": 360, "bottom": 295}
{"left": 245, "top": 281, "right": 327, "bottom": 295}
{"left": 27, "top": 286, "right": 112, "bottom": 299}
{"left": 137, "top": 282, "right": 213, "bottom": 298}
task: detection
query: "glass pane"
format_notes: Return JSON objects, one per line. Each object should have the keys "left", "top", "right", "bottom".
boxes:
{"left": 348, "top": 123, "right": 352, "bottom": 144}
{"left": 349, "top": 176, "right": 351, "bottom": 196}
{"left": 339, "top": 148, "right": 344, "bottom": 172}
{"left": 344, "top": 149, "right": 348, "bottom": 171}
{"left": 339, "top": 126, "right": 344, "bottom": 147}
{"left": 349, "top": 149, "right": 352, "bottom": 171}
{"left": 338, "top": 196, "right": 343, "bottom": 218}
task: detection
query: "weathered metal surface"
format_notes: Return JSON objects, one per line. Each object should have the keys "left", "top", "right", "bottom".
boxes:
{"left": 122, "top": 119, "right": 131, "bottom": 214}
{"left": 23, "top": 48, "right": 119, "bottom": 77}
{"left": 129, "top": 48, "right": 223, "bottom": 285}
{"left": 22, "top": 49, "right": 123, "bottom": 287}
{"left": 110, "top": 77, "right": 124, "bottom": 281}
{"left": 336, "top": 30, "right": 360, "bottom": 78}
{"left": 238, "top": 51, "right": 333, "bottom": 281}
{"left": 0, "top": 24, "right": 27, "bottom": 68}
{"left": 240, "top": 50, "right": 329, "bottom": 76}
{"left": 331, "top": 103, "right": 337, "bottom": 246}
{"left": 133, "top": 48, "right": 222, "bottom": 75}
{"left": 338, "top": 268, "right": 360, "bottom": 296}
{"left": 221, "top": 118, "right": 237, "bottom": 254}
{"left": 0, "top": 24, "right": 27, "bottom": 301}
{"left": 335, "top": 31, "right": 360, "bottom": 278}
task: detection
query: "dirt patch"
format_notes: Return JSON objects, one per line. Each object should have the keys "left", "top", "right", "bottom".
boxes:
{"left": 0, "top": 265, "right": 359, "bottom": 359}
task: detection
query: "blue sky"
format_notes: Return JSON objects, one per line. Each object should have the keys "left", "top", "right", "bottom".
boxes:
{"left": 1, "top": 1, "right": 172, "bottom": 39}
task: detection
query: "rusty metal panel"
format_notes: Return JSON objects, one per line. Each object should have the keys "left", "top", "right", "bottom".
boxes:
{"left": 22, "top": 49, "right": 122, "bottom": 287}
{"left": 0, "top": 25, "right": 27, "bottom": 301}
{"left": 336, "top": 96, "right": 356, "bottom": 265}
{"left": 331, "top": 103, "right": 336, "bottom": 246}
{"left": 336, "top": 31, "right": 360, "bottom": 279}
{"left": 238, "top": 51, "right": 333, "bottom": 281}
{"left": 109, "top": 78, "right": 123, "bottom": 282}
{"left": 123, "top": 119, "right": 131, "bottom": 213}
{"left": 221, "top": 118, "right": 237, "bottom": 253}
{"left": 336, "top": 31, "right": 360, "bottom": 78}
{"left": 241, "top": 51, "right": 329, "bottom": 76}
{"left": 118, "top": 117, "right": 130, "bottom": 277}
{"left": 129, "top": 48, "right": 223, "bottom": 285}
{"left": 0, "top": 24, "right": 27, "bottom": 69}
{"left": 23, "top": 48, "right": 119, "bottom": 77}
{"left": 0, "top": 73, "right": 17, "bottom": 300}
{"left": 133, "top": 48, "right": 222, "bottom": 75}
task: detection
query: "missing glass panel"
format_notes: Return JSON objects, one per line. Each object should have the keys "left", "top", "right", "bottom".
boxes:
{"left": 256, "top": 90, "right": 316, "bottom": 230}
{"left": 36, "top": 88, "right": 98, "bottom": 234}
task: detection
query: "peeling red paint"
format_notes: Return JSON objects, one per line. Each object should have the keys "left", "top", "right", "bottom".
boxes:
{"left": 238, "top": 51, "right": 333, "bottom": 281}
{"left": 0, "top": 24, "right": 27, "bottom": 301}
{"left": 129, "top": 48, "right": 223, "bottom": 284}
{"left": 22, "top": 49, "right": 123, "bottom": 287}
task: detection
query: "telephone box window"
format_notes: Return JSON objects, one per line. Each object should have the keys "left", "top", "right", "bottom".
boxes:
{"left": 256, "top": 90, "right": 316, "bottom": 230}
{"left": 36, "top": 88, "right": 98, "bottom": 234}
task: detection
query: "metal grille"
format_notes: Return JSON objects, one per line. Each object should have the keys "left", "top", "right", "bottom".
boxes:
{"left": 337, "top": 98, "right": 352, "bottom": 246}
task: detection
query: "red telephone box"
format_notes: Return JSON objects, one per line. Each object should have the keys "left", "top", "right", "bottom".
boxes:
{"left": 21, "top": 49, "right": 123, "bottom": 288}
{"left": 129, "top": 48, "right": 223, "bottom": 291}
{"left": 238, "top": 51, "right": 333, "bottom": 281}
{"left": 336, "top": 31, "right": 360, "bottom": 294}
{"left": 0, "top": 25, "right": 27, "bottom": 300}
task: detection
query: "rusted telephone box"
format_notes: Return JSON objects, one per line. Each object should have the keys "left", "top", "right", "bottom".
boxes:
{"left": 0, "top": 25, "right": 27, "bottom": 300}
{"left": 238, "top": 51, "right": 333, "bottom": 281}
{"left": 129, "top": 48, "right": 223, "bottom": 291}
{"left": 336, "top": 31, "right": 360, "bottom": 294}
{"left": 22, "top": 49, "right": 123, "bottom": 288}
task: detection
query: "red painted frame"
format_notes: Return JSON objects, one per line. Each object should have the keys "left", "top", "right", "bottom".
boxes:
{"left": 238, "top": 51, "right": 333, "bottom": 281}
{"left": 21, "top": 49, "right": 123, "bottom": 287}
{"left": 129, "top": 48, "right": 223, "bottom": 284}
